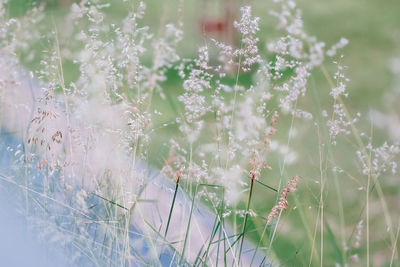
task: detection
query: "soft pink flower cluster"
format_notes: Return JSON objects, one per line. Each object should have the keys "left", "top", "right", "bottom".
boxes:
{"left": 267, "top": 175, "right": 300, "bottom": 225}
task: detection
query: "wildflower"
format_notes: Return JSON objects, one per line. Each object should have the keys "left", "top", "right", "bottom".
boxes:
{"left": 267, "top": 175, "right": 300, "bottom": 225}
{"left": 350, "top": 254, "right": 360, "bottom": 264}
{"left": 233, "top": 6, "right": 262, "bottom": 71}
{"left": 357, "top": 141, "right": 400, "bottom": 177}
{"left": 327, "top": 37, "right": 349, "bottom": 57}
{"left": 354, "top": 220, "right": 363, "bottom": 248}
{"left": 327, "top": 103, "right": 359, "bottom": 145}
{"left": 330, "top": 60, "right": 350, "bottom": 99}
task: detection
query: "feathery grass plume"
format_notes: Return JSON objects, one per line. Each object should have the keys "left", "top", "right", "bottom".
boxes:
{"left": 267, "top": 175, "right": 300, "bottom": 225}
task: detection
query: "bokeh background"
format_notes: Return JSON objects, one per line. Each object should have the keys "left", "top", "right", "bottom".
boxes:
{"left": 2, "top": 0, "right": 400, "bottom": 265}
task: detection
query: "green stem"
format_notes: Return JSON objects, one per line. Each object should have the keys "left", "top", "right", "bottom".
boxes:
{"left": 180, "top": 181, "right": 198, "bottom": 265}
{"left": 238, "top": 176, "right": 255, "bottom": 264}
{"left": 164, "top": 176, "right": 180, "bottom": 237}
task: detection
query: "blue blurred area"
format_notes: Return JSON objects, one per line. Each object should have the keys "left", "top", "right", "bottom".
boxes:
{"left": 0, "top": 192, "right": 69, "bottom": 267}
{"left": 0, "top": 131, "right": 69, "bottom": 267}
{"left": 0, "top": 131, "right": 177, "bottom": 266}
{"left": 0, "top": 130, "right": 265, "bottom": 266}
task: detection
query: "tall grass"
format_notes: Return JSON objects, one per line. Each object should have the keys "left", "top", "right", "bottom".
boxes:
{"left": 0, "top": 0, "right": 399, "bottom": 266}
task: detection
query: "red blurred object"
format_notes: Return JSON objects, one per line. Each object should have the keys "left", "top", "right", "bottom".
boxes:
{"left": 201, "top": 20, "right": 228, "bottom": 34}
{"left": 198, "top": 0, "right": 237, "bottom": 45}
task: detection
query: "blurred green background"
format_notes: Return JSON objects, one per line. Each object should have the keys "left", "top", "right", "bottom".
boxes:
{"left": 6, "top": 0, "right": 400, "bottom": 108}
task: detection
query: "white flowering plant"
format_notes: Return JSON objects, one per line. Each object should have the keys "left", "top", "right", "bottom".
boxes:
{"left": 0, "top": 0, "right": 399, "bottom": 266}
